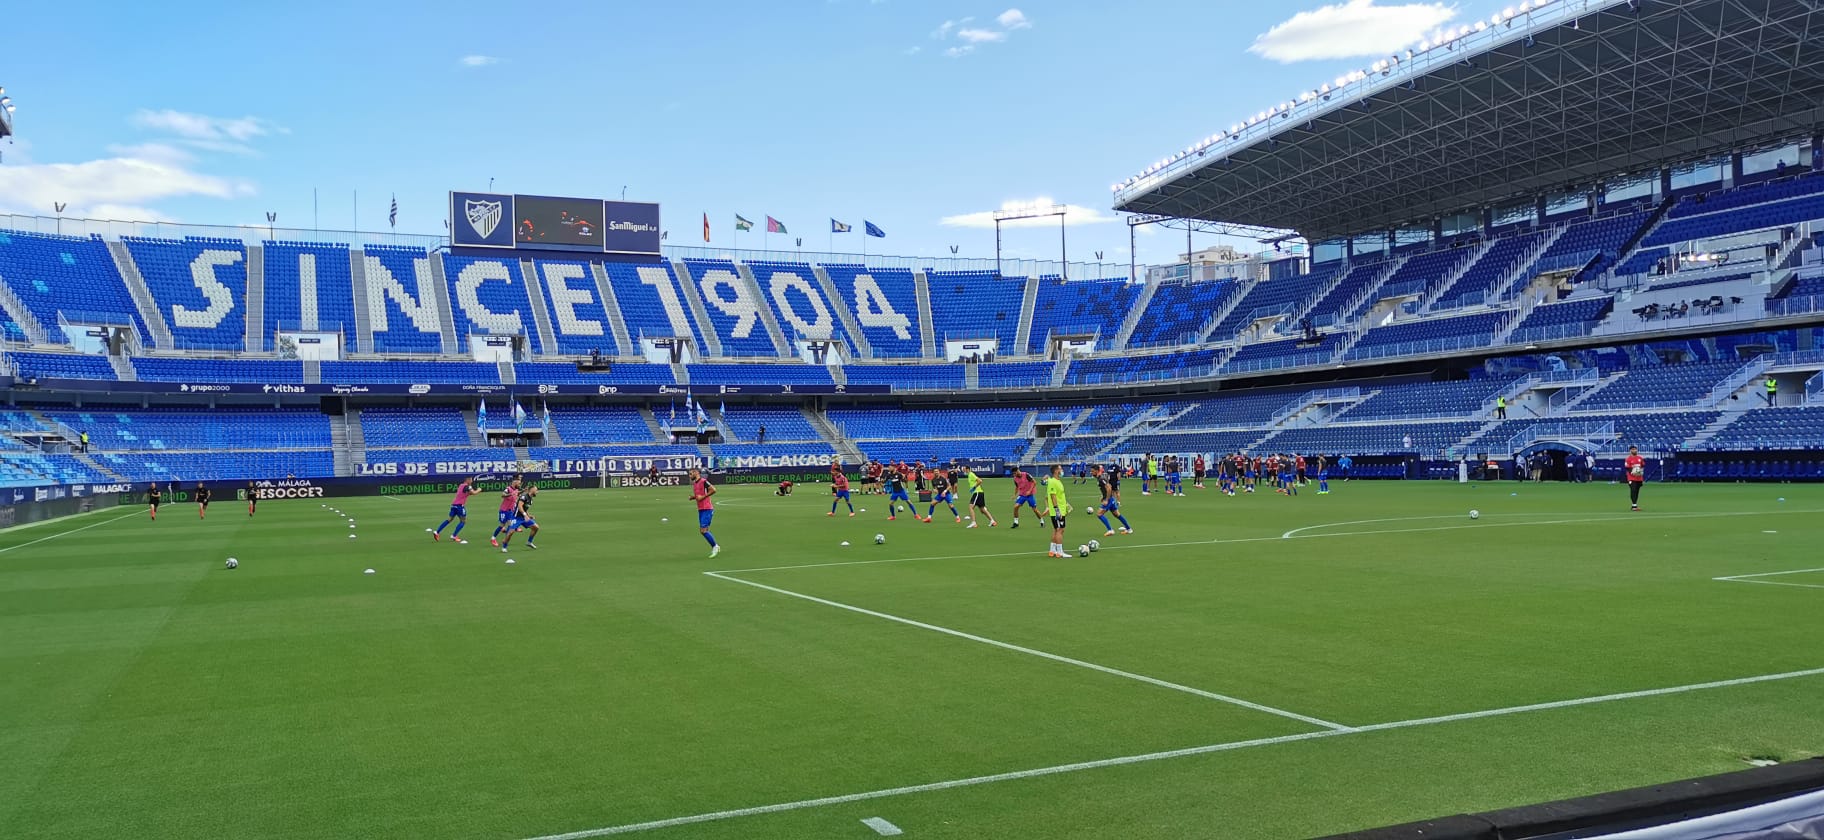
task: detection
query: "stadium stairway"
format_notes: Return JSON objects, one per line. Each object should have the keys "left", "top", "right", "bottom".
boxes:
{"left": 330, "top": 416, "right": 353, "bottom": 476}
{"left": 810, "top": 264, "right": 873, "bottom": 360}
{"left": 106, "top": 240, "right": 173, "bottom": 349}
{"left": 244, "top": 244, "right": 266, "bottom": 353}
{"left": 803, "top": 407, "right": 864, "bottom": 463}
{"left": 733, "top": 263, "right": 792, "bottom": 356}
{"left": 1703, "top": 356, "right": 1775, "bottom": 406}
{"left": 0, "top": 276, "right": 47, "bottom": 344}
{"left": 1196, "top": 277, "right": 1260, "bottom": 343}
{"left": 963, "top": 363, "right": 979, "bottom": 389}
{"left": 340, "top": 413, "right": 365, "bottom": 476}
{"left": 639, "top": 407, "right": 670, "bottom": 442}
{"left": 1112, "top": 280, "right": 1158, "bottom": 351}
{"left": 828, "top": 364, "right": 847, "bottom": 386}
{"left": 542, "top": 421, "right": 565, "bottom": 446}
{"left": 1488, "top": 226, "right": 1567, "bottom": 305}
{"left": 912, "top": 269, "right": 936, "bottom": 357}
{"left": 302, "top": 359, "right": 319, "bottom": 384}
{"left": 587, "top": 263, "right": 637, "bottom": 358}
{"left": 1014, "top": 275, "right": 1040, "bottom": 357}
{"left": 349, "top": 250, "right": 375, "bottom": 353}
{"left": 671, "top": 360, "right": 690, "bottom": 383}
{"left": 498, "top": 361, "right": 516, "bottom": 384}
{"left": 107, "top": 354, "right": 137, "bottom": 381}
{"left": 516, "top": 259, "right": 562, "bottom": 357}
{"left": 1417, "top": 239, "right": 1496, "bottom": 312}
{"left": 70, "top": 451, "right": 125, "bottom": 483}
{"left": 424, "top": 255, "right": 462, "bottom": 355}
{"left": 668, "top": 260, "right": 725, "bottom": 358}
{"left": 460, "top": 410, "right": 486, "bottom": 447}
{"left": 1050, "top": 357, "right": 1071, "bottom": 387}
{"left": 1686, "top": 404, "right": 1755, "bottom": 449}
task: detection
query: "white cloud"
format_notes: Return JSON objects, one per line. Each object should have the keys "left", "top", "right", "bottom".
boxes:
{"left": 0, "top": 154, "right": 253, "bottom": 221}
{"left": 996, "top": 9, "right": 1031, "bottom": 30}
{"left": 1250, "top": 0, "right": 1456, "bottom": 63}
{"left": 903, "top": 45, "right": 923, "bottom": 55}
{"left": 943, "top": 46, "right": 974, "bottom": 58}
{"left": 940, "top": 198, "right": 1117, "bottom": 229}
{"left": 131, "top": 109, "right": 276, "bottom": 143}
{"left": 459, "top": 54, "right": 499, "bottom": 67}
{"left": 955, "top": 28, "right": 1006, "bottom": 44}
{"left": 932, "top": 17, "right": 973, "bottom": 39}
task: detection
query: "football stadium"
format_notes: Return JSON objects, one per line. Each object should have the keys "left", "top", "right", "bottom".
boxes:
{"left": 5, "top": 1, "right": 1824, "bottom": 837}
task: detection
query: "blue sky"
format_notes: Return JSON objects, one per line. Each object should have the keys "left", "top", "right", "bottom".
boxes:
{"left": 0, "top": 0, "right": 1511, "bottom": 268}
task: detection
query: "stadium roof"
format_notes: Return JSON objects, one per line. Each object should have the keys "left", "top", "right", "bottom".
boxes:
{"left": 1113, "top": 0, "right": 1824, "bottom": 242}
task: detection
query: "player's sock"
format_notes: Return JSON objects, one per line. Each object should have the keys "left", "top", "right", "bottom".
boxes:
{"left": 1116, "top": 514, "right": 1131, "bottom": 529}
{"left": 703, "top": 531, "right": 717, "bottom": 547}
{"left": 435, "top": 520, "right": 450, "bottom": 534}
{"left": 1098, "top": 514, "right": 1112, "bottom": 530}
{"left": 452, "top": 522, "right": 465, "bottom": 537}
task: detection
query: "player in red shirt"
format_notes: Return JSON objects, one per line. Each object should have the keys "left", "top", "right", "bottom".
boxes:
{"left": 829, "top": 468, "right": 855, "bottom": 517}
{"left": 1624, "top": 445, "right": 1646, "bottom": 511}
{"left": 689, "top": 467, "right": 720, "bottom": 558}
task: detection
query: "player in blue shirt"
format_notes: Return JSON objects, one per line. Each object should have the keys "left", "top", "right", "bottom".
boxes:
{"left": 1093, "top": 464, "right": 1133, "bottom": 536}
{"left": 925, "top": 469, "right": 960, "bottom": 523}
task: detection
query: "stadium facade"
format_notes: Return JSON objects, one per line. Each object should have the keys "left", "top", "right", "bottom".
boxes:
{"left": 1, "top": 0, "right": 1823, "bottom": 502}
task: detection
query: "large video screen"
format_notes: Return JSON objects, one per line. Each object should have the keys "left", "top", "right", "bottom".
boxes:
{"left": 514, "top": 195, "right": 605, "bottom": 249}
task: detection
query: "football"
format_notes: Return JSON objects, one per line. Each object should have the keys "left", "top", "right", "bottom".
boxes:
{"left": 1469, "top": 509, "right": 1481, "bottom": 519}
{"left": 225, "top": 558, "right": 238, "bottom": 569}
{"left": 1088, "top": 539, "right": 1100, "bottom": 552}
{"left": 874, "top": 534, "right": 886, "bottom": 545}
{"left": 1078, "top": 544, "right": 1091, "bottom": 557}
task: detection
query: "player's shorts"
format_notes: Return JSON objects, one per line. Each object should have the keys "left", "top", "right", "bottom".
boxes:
{"left": 449, "top": 504, "right": 467, "bottom": 518}
{"left": 970, "top": 492, "right": 986, "bottom": 508}
{"left": 149, "top": 500, "right": 160, "bottom": 509}
{"left": 935, "top": 491, "right": 953, "bottom": 503}
{"left": 1050, "top": 515, "right": 1067, "bottom": 529}
{"left": 1245, "top": 470, "right": 1256, "bottom": 479}
{"left": 1194, "top": 469, "right": 1205, "bottom": 478}
{"left": 889, "top": 490, "right": 910, "bottom": 501}
{"left": 499, "top": 510, "right": 516, "bottom": 525}
{"left": 698, "top": 509, "right": 714, "bottom": 528}
{"left": 199, "top": 499, "right": 209, "bottom": 508}
{"left": 1015, "top": 494, "right": 1036, "bottom": 507}
{"left": 1101, "top": 499, "right": 1119, "bottom": 512}
{"left": 514, "top": 517, "right": 536, "bottom": 530}
{"left": 834, "top": 489, "right": 850, "bottom": 499}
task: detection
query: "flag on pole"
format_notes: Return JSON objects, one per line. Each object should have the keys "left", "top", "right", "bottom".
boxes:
{"left": 541, "top": 401, "right": 551, "bottom": 431}
{"left": 766, "top": 216, "right": 788, "bottom": 234}
{"left": 663, "top": 400, "right": 673, "bottom": 434}
{"left": 735, "top": 215, "right": 754, "bottom": 232}
{"left": 702, "top": 212, "right": 711, "bottom": 242}
{"left": 513, "top": 400, "right": 527, "bottom": 433}
{"left": 389, "top": 195, "right": 397, "bottom": 229}
{"left": 865, "top": 221, "right": 886, "bottom": 238}
{"left": 831, "top": 219, "right": 851, "bottom": 233}
{"left": 476, "top": 400, "right": 487, "bottom": 431}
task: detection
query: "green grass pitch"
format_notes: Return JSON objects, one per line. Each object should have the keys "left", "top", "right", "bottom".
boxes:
{"left": 3, "top": 478, "right": 1822, "bottom": 839}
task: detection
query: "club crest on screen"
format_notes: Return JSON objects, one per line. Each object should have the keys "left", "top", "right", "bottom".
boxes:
{"left": 465, "top": 200, "right": 503, "bottom": 239}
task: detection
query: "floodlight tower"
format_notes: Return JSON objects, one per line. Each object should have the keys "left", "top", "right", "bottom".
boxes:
{"left": 993, "top": 203, "right": 1068, "bottom": 279}
{"left": 0, "top": 86, "right": 15, "bottom": 146}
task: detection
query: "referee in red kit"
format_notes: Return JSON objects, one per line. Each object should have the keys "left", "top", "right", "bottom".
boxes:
{"left": 1624, "top": 445, "right": 1646, "bottom": 511}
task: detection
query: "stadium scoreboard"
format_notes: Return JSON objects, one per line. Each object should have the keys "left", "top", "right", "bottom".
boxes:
{"left": 451, "top": 191, "right": 661, "bottom": 256}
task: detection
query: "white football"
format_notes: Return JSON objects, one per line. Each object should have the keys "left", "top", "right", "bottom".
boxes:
{"left": 349, "top": 523, "right": 356, "bottom": 529}
{"left": 661, "top": 517, "right": 669, "bottom": 522}
{"left": 505, "top": 558, "right": 516, "bottom": 565}
{"left": 1078, "top": 544, "right": 1091, "bottom": 556}
{"left": 874, "top": 534, "right": 886, "bottom": 544}
{"left": 363, "top": 568, "right": 375, "bottom": 574}
{"left": 1088, "top": 539, "right": 1100, "bottom": 552}
{"left": 1469, "top": 509, "right": 1481, "bottom": 520}
{"left": 225, "top": 558, "right": 238, "bottom": 569}
{"left": 841, "top": 541, "right": 851, "bottom": 546}
{"left": 349, "top": 534, "right": 357, "bottom": 539}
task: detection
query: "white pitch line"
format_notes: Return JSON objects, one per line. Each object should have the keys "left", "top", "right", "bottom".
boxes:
{"left": 1715, "top": 567, "right": 1824, "bottom": 580}
{"left": 1713, "top": 567, "right": 1824, "bottom": 591}
{"left": 516, "top": 666, "right": 1824, "bottom": 840}
{"left": 705, "top": 570, "right": 1352, "bottom": 732}
{"left": 0, "top": 508, "right": 141, "bottom": 555}
{"left": 861, "top": 816, "right": 904, "bottom": 836}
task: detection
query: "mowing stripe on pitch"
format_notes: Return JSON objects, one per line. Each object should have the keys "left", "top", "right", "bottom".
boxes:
{"left": 705, "top": 570, "right": 1352, "bottom": 731}
{"left": 711, "top": 508, "right": 1824, "bottom": 576}
{"left": 517, "top": 665, "right": 1824, "bottom": 839}
{"left": 0, "top": 508, "right": 142, "bottom": 556}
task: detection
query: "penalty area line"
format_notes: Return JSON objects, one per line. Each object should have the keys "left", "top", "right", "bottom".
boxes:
{"left": 704, "top": 570, "right": 1351, "bottom": 731}
{"left": 517, "top": 665, "right": 1824, "bottom": 840}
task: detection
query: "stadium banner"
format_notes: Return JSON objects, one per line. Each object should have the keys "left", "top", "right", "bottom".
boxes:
{"left": 600, "top": 201, "right": 662, "bottom": 256}
{"left": 450, "top": 191, "right": 515, "bottom": 248}
{"left": 112, "top": 474, "right": 598, "bottom": 506}
{"left": 15, "top": 378, "right": 890, "bottom": 397}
